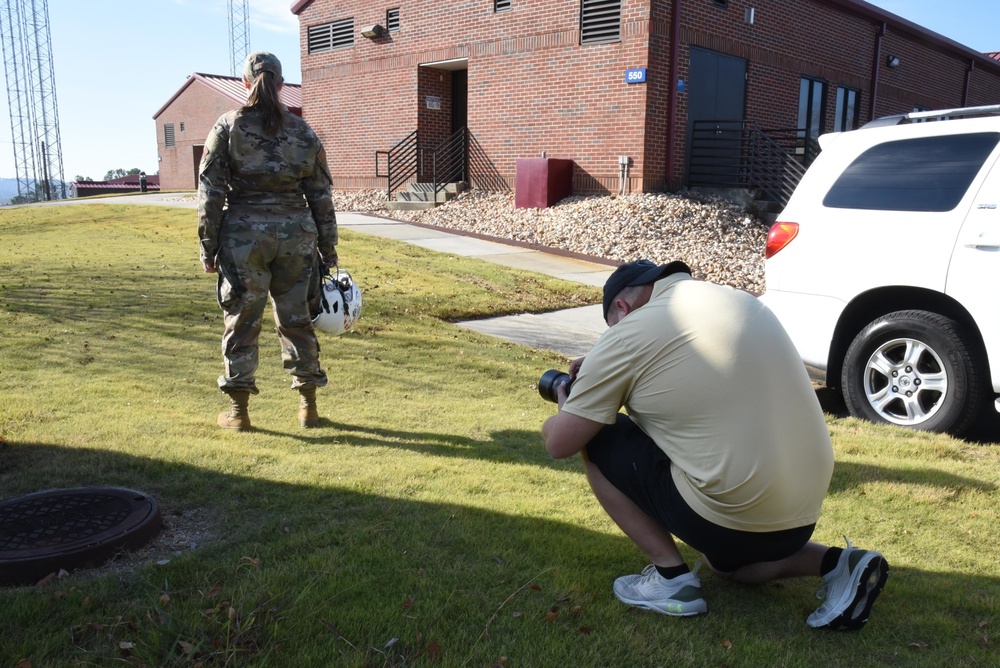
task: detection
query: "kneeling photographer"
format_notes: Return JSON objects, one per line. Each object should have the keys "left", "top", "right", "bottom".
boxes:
{"left": 539, "top": 259, "right": 887, "bottom": 630}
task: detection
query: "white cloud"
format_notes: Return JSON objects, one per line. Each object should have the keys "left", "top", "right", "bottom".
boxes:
{"left": 251, "top": 0, "right": 299, "bottom": 34}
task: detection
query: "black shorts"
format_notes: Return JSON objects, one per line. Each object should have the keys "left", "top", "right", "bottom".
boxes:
{"left": 585, "top": 415, "right": 815, "bottom": 573}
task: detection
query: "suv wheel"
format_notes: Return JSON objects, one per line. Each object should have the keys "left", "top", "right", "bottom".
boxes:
{"left": 841, "top": 310, "right": 985, "bottom": 435}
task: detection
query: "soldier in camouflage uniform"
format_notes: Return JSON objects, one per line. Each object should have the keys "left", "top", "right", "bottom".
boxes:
{"left": 198, "top": 51, "right": 338, "bottom": 431}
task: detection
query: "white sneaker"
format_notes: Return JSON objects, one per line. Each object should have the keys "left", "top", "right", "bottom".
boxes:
{"left": 613, "top": 564, "right": 707, "bottom": 617}
{"left": 807, "top": 537, "right": 888, "bottom": 630}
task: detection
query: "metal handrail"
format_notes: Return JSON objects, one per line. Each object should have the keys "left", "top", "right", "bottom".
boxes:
{"left": 375, "top": 128, "right": 467, "bottom": 203}
{"left": 747, "top": 126, "right": 809, "bottom": 206}
{"left": 759, "top": 127, "right": 822, "bottom": 167}
{"left": 429, "top": 127, "right": 467, "bottom": 199}
{"left": 689, "top": 121, "right": 819, "bottom": 206}
{"left": 375, "top": 130, "right": 418, "bottom": 200}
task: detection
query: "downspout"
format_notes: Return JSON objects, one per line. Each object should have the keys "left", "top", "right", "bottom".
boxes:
{"left": 868, "top": 22, "right": 886, "bottom": 120}
{"left": 665, "top": 0, "right": 681, "bottom": 189}
{"left": 963, "top": 60, "right": 975, "bottom": 106}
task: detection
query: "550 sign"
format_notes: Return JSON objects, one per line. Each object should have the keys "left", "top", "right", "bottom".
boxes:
{"left": 625, "top": 68, "right": 647, "bottom": 84}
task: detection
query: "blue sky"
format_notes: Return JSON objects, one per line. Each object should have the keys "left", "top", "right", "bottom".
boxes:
{"left": 0, "top": 0, "right": 996, "bottom": 181}
{"left": 0, "top": 0, "right": 301, "bottom": 180}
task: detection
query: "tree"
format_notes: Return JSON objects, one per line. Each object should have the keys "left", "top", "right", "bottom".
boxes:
{"left": 74, "top": 175, "right": 93, "bottom": 182}
{"left": 103, "top": 167, "right": 143, "bottom": 180}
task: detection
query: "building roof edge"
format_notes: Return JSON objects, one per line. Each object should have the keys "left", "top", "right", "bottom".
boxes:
{"left": 153, "top": 73, "right": 302, "bottom": 120}
{"left": 828, "top": 0, "right": 1000, "bottom": 71}
{"left": 152, "top": 75, "right": 197, "bottom": 120}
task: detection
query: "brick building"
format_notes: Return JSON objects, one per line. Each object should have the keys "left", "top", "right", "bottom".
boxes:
{"left": 290, "top": 0, "right": 1000, "bottom": 199}
{"left": 153, "top": 74, "right": 303, "bottom": 191}
{"left": 71, "top": 173, "right": 160, "bottom": 198}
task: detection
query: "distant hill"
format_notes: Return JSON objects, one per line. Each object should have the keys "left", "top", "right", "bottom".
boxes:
{"left": 0, "top": 177, "right": 70, "bottom": 205}
{"left": 0, "top": 178, "right": 22, "bottom": 204}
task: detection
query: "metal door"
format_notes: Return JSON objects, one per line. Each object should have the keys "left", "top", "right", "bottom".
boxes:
{"left": 451, "top": 69, "right": 467, "bottom": 133}
{"left": 686, "top": 47, "right": 747, "bottom": 186}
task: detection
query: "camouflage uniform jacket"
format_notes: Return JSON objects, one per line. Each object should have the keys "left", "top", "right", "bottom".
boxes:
{"left": 198, "top": 106, "right": 337, "bottom": 265}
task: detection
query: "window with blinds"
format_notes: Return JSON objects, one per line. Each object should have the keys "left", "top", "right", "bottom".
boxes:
{"left": 164, "top": 123, "right": 175, "bottom": 148}
{"left": 308, "top": 19, "right": 355, "bottom": 53}
{"left": 387, "top": 8, "right": 400, "bottom": 31}
{"left": 495, "top": 0, "right": 511, "bottom": 12}
{"left": 580, "top": 0, "right": 621, "bottom": 45}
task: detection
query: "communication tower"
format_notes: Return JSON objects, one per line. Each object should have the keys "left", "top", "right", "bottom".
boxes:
{"left": 0, "top": 0, "right": 64, "bottom": 201}
{"left": 228, "top": 0, "right": 250, "bottom": 77}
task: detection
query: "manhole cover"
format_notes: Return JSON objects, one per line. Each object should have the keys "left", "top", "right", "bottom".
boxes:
{"left": 0, "top": 487, "right": 162, "bottom": 586}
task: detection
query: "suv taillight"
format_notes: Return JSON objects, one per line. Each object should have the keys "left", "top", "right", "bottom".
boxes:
{"left": 766, "top": 222, "right": 799, "bottom": 259}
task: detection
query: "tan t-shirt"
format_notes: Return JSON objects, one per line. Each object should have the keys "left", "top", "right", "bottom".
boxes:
{"left": 562, "top": 274, "right": 834, "bottom": 532}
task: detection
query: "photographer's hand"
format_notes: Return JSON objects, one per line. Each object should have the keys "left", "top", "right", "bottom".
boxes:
{"left": 556, "top": 380, "right": 570, "bottom": 409}
{"left": 569, "top": 356, "right": 585, "bottom": 379}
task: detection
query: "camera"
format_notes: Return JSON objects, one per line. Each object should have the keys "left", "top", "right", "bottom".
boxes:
{"left": 538, "top": 369, "right": 572, "bottom": 403}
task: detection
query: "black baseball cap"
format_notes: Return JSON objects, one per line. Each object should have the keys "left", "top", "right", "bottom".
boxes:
{"left": 602, "top": 259, "right": 691, "bottom": 322}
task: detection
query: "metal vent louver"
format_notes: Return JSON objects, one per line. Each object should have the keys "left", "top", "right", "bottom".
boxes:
{"left": 581, "top": 0, "right": 621, "bottom": 45}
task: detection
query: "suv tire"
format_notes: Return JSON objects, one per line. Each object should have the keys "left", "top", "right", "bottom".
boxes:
{"left": 841, "top": 310, "right": 985, "bottom": 435}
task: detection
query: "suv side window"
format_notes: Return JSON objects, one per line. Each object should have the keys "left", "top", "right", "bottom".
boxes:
{"left": 823, "top": 133, "right": 1000, "bottom": 212}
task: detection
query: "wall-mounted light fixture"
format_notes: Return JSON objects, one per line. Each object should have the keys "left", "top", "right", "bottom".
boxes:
{"left": 361, "top": 24, "right": 384, "bottom": 38}
{"left": 886, "top": 55, "right": 901, "bottom": 68}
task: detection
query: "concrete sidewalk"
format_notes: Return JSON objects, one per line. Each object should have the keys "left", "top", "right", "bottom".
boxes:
{"left": 336, "top": 212, "right": 613, "bottom": 358}
{"left": 45, "top": 192, "right": 614, "bottom": 357}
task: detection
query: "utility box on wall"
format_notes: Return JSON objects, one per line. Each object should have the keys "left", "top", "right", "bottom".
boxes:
{"left": 515, "top": 158, "right": 574, "bottom": 209}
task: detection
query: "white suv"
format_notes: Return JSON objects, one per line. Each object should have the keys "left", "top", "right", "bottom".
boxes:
{"left": 760, "top": 105, "right": 1000, "bottom": 436}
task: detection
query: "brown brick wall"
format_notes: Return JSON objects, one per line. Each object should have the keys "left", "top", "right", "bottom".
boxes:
{"left": 155, "top": 80, "right": 240, "bottom": 191}
{"left": 299, "top": 0, "right": 653, "bottom": 193}
{"left": 296, "top": 0, "right": 1000, "bottom": 193}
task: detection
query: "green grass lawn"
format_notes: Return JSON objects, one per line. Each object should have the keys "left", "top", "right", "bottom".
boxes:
{"left": 1, "top": 203, "right": 997, "bottom": 667}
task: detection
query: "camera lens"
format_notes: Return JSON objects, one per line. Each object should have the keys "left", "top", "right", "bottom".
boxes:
{"left": 538, "top": 369, "right": 572, "bottom": 403}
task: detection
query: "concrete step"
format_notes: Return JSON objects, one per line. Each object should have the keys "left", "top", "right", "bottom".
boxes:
{"left": 393, "top": 181, "right": 466, "bottom": 204}
{"left": 396, "top": 189, "right": 457, "bottom": 203}
{"left": 756, "top": 199, "right": 784, "bottom": 214}
{"left": 408, "top": 181, "right": 466, "bottom": 195}
{"left": 753, "top": 198, "right": 783, "bottom": 226}
{"left": 385, "top": 200, "right": 442, "bottom": 211}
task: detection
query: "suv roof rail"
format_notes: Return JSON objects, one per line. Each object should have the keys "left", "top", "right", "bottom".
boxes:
{"left": 862, "top": 104, "right": 1000, "bottom": 128}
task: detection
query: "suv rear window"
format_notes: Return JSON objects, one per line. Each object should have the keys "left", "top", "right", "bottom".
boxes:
{"left": 823, "top": 132, "right": 1000, "bottom": 212}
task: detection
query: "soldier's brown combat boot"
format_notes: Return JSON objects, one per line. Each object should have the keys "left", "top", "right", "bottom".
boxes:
{"left": 298, "top": 386, "right": 319, "bottom": 428}
{"left": 218, "top": 390, "right": 252, "bottom": 431}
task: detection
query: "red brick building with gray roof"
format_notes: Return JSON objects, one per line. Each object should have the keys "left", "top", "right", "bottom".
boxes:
{"left": 153, "top": 73, "right": 303, "bottom": 191}
{"left": 290, "top": 0, "right": 1000, "bottom": 203}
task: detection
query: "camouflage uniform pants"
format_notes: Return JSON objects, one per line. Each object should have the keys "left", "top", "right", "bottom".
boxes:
{"left": 215, "top": 216, "right": 328, "bottom": 393}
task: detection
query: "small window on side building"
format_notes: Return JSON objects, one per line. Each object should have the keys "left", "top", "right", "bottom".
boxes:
{"left": 834, "top": 87, "right": 859, "bottom": 132}
{"left": 387, "top": 8, "right": 400, "bottom": 31}
{"left": 495, "top": 0, "right": 511, "bottom": 11}
{"left": 798, "top": 77, "right": 827, "bottom": 141}
{"left": 164, "top": 124, "right": 175, "bottom": 148}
